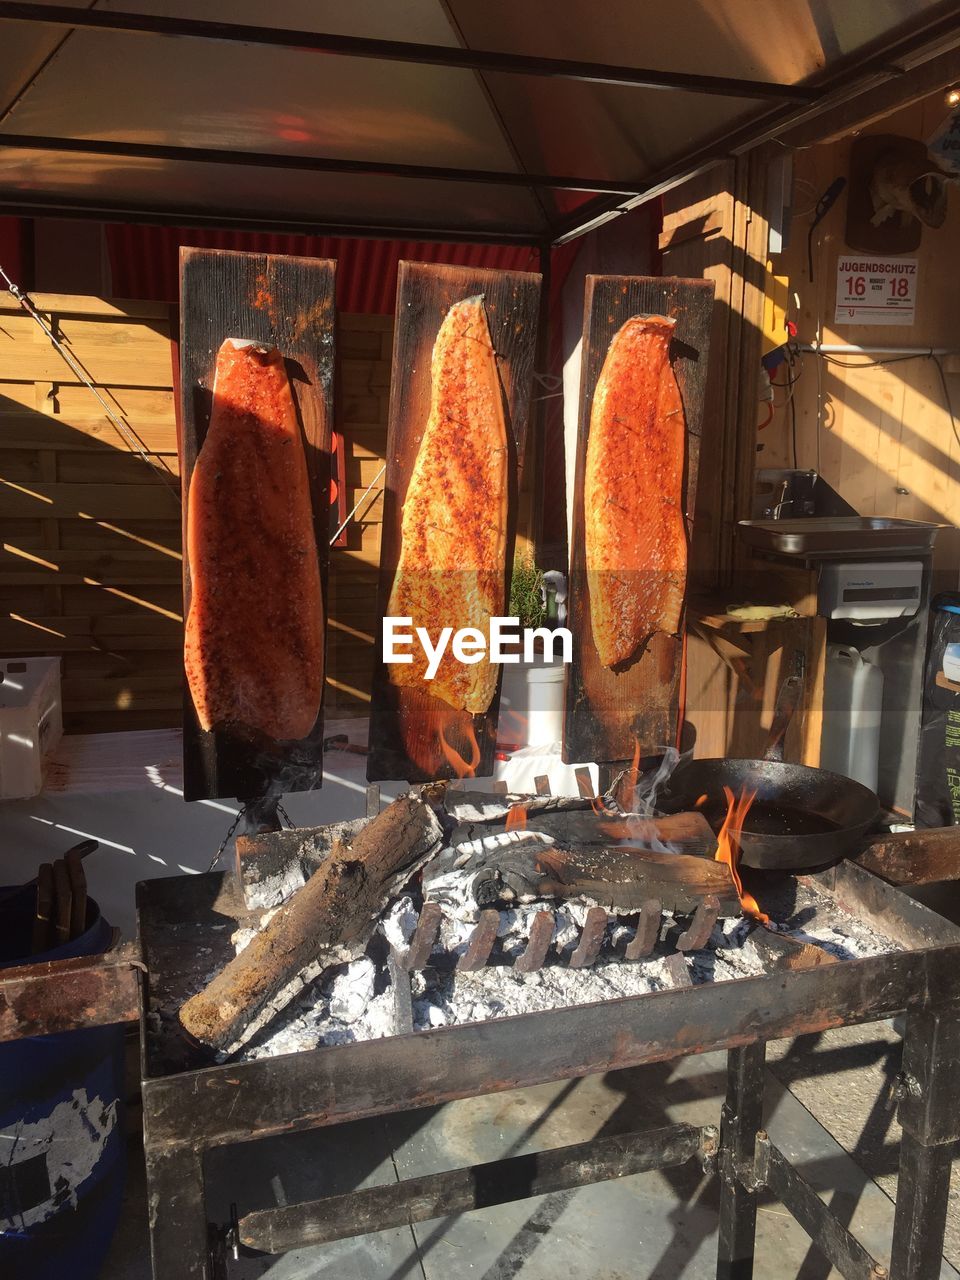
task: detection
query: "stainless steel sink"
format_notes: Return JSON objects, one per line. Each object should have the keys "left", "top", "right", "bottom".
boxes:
{"left": 737, "top": 517, "right": 944, "bottom": 559}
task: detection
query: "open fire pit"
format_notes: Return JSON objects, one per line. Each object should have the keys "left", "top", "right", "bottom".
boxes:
{"left": 136, "top": 781, "right": 960, "bottom": 1280}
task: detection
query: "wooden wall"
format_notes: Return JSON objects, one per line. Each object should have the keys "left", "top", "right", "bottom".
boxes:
{"left": 0, "top": 293, "right": 389, "bottom": 732}
{"left": 327, "top": 314, "right": 391, "bottom": 718}
{"left": 761, "top": 92, "right": 960, "bottom": 575}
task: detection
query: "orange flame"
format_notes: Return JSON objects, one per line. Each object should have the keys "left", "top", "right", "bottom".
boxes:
{"left": 695, "top": 793, "right": 708, "bottom": 808}
{"left": 714, "top": 785, "right": 769, "bottom": 923}
{"left": 439, "top": 720, "right": 481, "bottom": 779}
{"left": 505, "top": 803, "right": 528, "bottom": 831}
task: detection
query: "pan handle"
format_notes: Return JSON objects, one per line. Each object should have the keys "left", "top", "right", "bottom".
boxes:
{"left": 763, "top": 674, "right": 804, "bottom": 764}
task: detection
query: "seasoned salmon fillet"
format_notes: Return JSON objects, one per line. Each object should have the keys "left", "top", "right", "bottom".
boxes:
{"left": 584, "top": 314, "right": 686, "bottom": 668}
{"left": 387, "top": 296, "right": 507, "bottom": 714}
{"left": 184, "top": 339, "right": 323, "bottom": 739}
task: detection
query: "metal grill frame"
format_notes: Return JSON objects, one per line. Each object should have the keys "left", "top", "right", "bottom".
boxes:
{"left": 137, "top": 850, "right": 960, "bottom": 1280}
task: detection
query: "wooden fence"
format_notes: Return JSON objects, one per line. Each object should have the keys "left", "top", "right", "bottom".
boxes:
{"left": 0, "top": 292, "right": 388, "bottom": 732}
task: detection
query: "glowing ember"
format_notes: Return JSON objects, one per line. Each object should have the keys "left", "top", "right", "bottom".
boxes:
{"left": 714, "top": 785, "right": 769, "bottom": 923}
{"left": 695, "top": 793, "right": 708, "bottom": 808}
{"left": 439, "top": 720, "right": 481, "bottom": 778}
{"left": 505, "top": 803, "right": 528, "bottom": 832}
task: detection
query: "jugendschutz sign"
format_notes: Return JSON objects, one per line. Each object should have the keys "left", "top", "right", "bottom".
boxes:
{"left": 835, "top": 255, "right": 917, "bottom": 326}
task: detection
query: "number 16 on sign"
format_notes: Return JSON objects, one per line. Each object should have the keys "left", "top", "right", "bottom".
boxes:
{"left": 835, "top": 255, "right": 918, "bottom": 326}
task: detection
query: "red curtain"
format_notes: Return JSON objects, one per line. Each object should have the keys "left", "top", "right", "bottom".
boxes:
{"left": 105, "top": 224, "right": 542, "bottom": 314}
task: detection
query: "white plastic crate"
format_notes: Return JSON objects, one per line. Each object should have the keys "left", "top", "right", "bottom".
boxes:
{"left": 0, "top": 657, "right": 63, "bottom": 799}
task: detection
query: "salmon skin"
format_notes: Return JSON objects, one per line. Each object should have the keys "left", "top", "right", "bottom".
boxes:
{"left": 387, "top": 296, "right": 508, "bottom": 714}
{"left": 584, "top": 314, "right": 686, "bottom": 668}
{"left": 184, "top": 339, "right": 323, "bottom": 740}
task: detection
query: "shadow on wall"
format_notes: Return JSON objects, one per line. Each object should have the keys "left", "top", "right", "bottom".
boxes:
{"left": 0, "top": 384, "right": 184, "bottom": 733}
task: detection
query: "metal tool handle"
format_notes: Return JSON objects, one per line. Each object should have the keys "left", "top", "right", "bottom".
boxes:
{"left": 763, "top": 674, "right": 804, "bottom": 764}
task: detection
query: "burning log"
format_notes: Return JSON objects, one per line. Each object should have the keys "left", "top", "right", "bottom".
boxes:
{"left": 179, "top": 795, "right": 443, "bottom": 1055}
{"left": 428, "top": 843, "right": 741, "bottom": 917}
{"left": 450, "top": 809, "right": 718, "bottom": 858}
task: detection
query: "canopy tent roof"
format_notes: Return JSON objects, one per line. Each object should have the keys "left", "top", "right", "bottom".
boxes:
{"left": 1, "top": 0, "right": 959, "bottom": 245}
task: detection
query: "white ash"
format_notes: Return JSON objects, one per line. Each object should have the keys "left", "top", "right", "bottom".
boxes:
{"left": 452, "top": 829, "right": 556, "bottom": 859}
{"left": 242, "top": 861, "right": 306, "bottom": 911}
{"left": 226, "top": 871, "right": 902, "bottom": 1059}
{"left": 381, "top": 895, "right": 420, "bottom": 953}
{"left": 240, "top": 957, "right": 399, "bottom": 1059}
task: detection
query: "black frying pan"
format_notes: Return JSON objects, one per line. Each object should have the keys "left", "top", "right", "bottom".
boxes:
{"left": 656, "top": 677, "right": 881, "bottom": 871}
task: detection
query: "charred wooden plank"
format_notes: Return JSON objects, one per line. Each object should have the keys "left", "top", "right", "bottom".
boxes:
{"left": 366, "top": 261, "right": 541, "bottom": 784}
{"left": 32, "top": 862, "right": 53, "bottom": 955}
{"left": 66, "top": 847, "right": 88, "bottom": 940}
{"left": 52, "top": 860, "right": 72, "bottom": 947}
{"left": 179, "top": 247, "right": 335, "bottom": 803}
{"left": 854, "top": 828, "right": 960, "bottom": 886}
{"left": 663, "top": 952, "right": 693, "bottom": 988}
{"left": 568, "top": 907, "right": 608, "bottom": 968}
{"left": 236, "top": 817, "right": 366, "bottom": 909}
{"left": 448, "top": 809, "right": 718, "bottom": 859}
{"left": 625, "top": 899, "right": 662, "bottom": 960}
{"left": 677, "top": 895, "right": 720, "bottom": 952}
{"left": 463, "top": 845, "right": 740, "bottom": 917}
{"left": 534, "top": 775, "right": 552, "bottom": 796}
{"left": 458, "top": 911, "right": 501, "bottom": 972}
{"left": 402, "top": 902, "right": 443, "bottom": 971}
{"left": 575, "top": 767, "right": 595, "bottom": 799}
{"left": 515, "top": 910, "right": 555, "bottom": 973}
{"left": 750, "top": 927, "right": 837, "bottom": 971}
{"left": 178, "top": 796, "right": 442, "bottom": 1054}
{"left": 563, "top": 275, "right": 715, "bottom": 765}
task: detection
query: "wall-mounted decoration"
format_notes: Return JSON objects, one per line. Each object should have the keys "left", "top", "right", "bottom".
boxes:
{"left": 845, "top": 134, "right": 950, "bottom": 254}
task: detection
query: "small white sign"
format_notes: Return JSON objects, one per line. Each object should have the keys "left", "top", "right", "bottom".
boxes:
{"left": 835, "top": 255, "right": 917, "bottom": 326}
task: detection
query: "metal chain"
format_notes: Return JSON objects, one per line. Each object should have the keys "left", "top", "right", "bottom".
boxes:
{"left": 207, "top": 805, "right": 248, "bottom": 873}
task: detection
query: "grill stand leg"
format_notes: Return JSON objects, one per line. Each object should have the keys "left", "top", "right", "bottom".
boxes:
{"left": 144, "top": 1144, "right": 211, "bottom": 1280}
{"left": 716, "top": 1041, "right": 765, "bottom": 1280}
{"left": 890, "top": 1001, "right": 960, "bottom": 1280}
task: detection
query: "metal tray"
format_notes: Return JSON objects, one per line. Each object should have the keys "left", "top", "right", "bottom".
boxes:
{"left": 737, "top": 517, "right": 943, "bottom": 559}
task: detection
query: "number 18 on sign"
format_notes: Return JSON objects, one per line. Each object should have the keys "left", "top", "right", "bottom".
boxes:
{"left": 835, "top": 255, "right": 917, "bottom": 326}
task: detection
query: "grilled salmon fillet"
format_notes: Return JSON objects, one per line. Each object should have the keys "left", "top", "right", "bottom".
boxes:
{"left": 584, "top": 314, "right": 686, "bottom": 668}
{"left": 387, "top": 296, "right": 507, "bottom": 714}
{"left": 184, "top": 339, "right": 323, "bottom": 739}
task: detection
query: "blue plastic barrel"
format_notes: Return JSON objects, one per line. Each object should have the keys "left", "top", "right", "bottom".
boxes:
{"left": 0, "top": 887, "right": 126, "bottom": 1280}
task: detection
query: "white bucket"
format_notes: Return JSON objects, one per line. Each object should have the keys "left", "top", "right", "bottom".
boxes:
{"left": 498, "top": 660, "right": 566, "bottom": 748}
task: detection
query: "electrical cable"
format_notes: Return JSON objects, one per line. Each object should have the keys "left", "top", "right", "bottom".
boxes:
{"left": 806, "top": 177, "right": 846, "bottom": 283}
{"left": 818, "top": 351, "right": 931, "bottom": 369}
{"left": 932, "top": 354, "right": 960, "bottom": 452}
{"left": 805, "top": 345, "right": 960, "bottom": 462}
